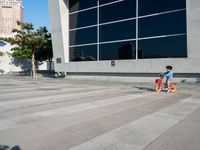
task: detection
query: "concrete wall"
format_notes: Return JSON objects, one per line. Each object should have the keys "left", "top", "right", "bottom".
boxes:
{"left": 48, "top": 0, "right": 200, "bottom": 74}
{"left": 0, "top": 42, "right": 54, "bottom": 74}
{"left": 0, "top": 42, "right": 21, "bottom": 74}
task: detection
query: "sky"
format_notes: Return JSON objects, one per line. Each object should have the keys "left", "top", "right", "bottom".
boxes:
{"left": 23, "top": 0, "right": 50, "bottom": 31}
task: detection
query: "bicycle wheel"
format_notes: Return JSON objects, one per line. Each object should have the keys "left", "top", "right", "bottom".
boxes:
{"left": 155, "top": 85, "right": 162, "bottom": 92}
{"left": 170, "top": 84, "right": 176, "bottom": 92}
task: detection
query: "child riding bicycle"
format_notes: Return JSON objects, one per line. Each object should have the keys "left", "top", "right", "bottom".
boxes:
{"left": 162, "top": 65, "right": 173, "bottom": 92}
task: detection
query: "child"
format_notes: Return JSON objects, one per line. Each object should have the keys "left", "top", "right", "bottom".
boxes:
{"left": 163, "top": 65, "right": 173, "bottom": 92}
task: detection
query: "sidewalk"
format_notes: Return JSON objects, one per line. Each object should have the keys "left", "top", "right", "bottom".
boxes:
{"left": 0, "top": 75, "right": 200, "bottom": 150}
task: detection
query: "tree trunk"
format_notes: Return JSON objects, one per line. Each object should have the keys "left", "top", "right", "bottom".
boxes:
{"left": 31, "top": 50, "right": 36, "bottom": 78}
{"left": 48, "top": 58, "right": 52, "bottom": 71}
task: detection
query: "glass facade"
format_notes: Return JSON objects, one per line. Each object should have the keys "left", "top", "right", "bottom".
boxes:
{"left": 69, "top": 8, "right": 97, "bottom": 29}
{"left": 69, "top": 0, "right": 187, "bottom": 61}
{"left": 70, "top": 27, "right": 97, "bottom": 45}
{"left": 100, "top": 41, "right": 136, "bottom": 60}
{"left": 70, "top": 45, "right": 97, "bottom": 61}
{"left": 138, "top": 35, "right": 187, "bottom": 59}
{"left": 99, "top": 0, "right": 136, "bottom": 23}
{"left": 100, "top": 20, "right": 136, "bottom": 42}
{"left": 138, "top": 11, "right": 186, "bottom": 38}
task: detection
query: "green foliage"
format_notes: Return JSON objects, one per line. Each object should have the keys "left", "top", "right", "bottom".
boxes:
{"left": 11, "top": 48, "right": 32, "bottom": 59}
{"left": 0, "top": 21, "right": 53, "bottom": 61}
{"left": 34, "top": 27, "right": 53, "bottom": 61}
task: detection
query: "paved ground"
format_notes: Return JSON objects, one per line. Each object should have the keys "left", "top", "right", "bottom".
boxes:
{"left": 0, "top": 75, "right": 200, "bottom": 150}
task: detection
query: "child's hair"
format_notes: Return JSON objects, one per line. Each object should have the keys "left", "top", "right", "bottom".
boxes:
{"left": 166, "top": 65, "right": 173, "bottom": 70}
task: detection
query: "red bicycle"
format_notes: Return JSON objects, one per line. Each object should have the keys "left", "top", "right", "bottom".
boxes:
{"left": 155, "top": 75, "right": 176, "bottom": 92}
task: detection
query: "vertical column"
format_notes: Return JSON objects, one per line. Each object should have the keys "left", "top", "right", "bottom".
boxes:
{"left": 97, "top": 0, "right": 100, "bottom": 61}
{"left": 59, "top": 0, "right": 70, "bottom": 63}
{"left": 48, "top": 0, "right": 69, "bottom": 67}
{"left": 136, "top": 0, "right": 138, "bottom": 60}
{"left": 186, "top": 0, "right": 200, "bottom": 59}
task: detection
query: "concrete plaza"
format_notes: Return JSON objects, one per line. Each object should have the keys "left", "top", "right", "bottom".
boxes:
{"left": 0, "top": 75, "right": 200, "bottom": 150}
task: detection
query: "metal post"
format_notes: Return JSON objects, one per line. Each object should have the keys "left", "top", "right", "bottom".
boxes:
{"left": 97, "top": 0, "right": 100, "bottom": 61}
{"left": 136, "top": 0, "right": 138, "bottom": 60}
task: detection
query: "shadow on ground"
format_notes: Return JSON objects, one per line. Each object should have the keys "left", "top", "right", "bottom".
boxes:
{"left": 195, "top": 78, "right": 200, "bottom": 83}
{"left": 180, "top": 78, "right": 200, "bottom": 84}
{"left": 133, "top": 86, "right": 154, "bottom": 92}
{"left": 11, "top": 58, "right": 31, "bottom": 73}
{"left": 0, "top": 145, "right": 22, "bottom": 150}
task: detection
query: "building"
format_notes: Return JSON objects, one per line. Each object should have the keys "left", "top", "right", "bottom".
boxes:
{"left": 48, "top": 0, "right": 200, "bottom": 74}
{"left": 0, "top": 0, "right": 24, "bottom": 74}
{"left": 0, "top": 0, "right": 23, "bottom": 36}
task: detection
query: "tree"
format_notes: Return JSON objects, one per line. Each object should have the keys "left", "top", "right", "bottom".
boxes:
{"left": 0, "top": 21, "right": 53, "bottom": 78}
{"left": 34, "top": 27, "right": 53, "bottom": 70}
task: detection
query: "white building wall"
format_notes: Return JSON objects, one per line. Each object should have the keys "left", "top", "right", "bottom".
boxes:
{"left": 0, "top": 42, "right": 54, "bottom": 74}
{"left": 0, "top": 42, "right": 20, "bottom": 74}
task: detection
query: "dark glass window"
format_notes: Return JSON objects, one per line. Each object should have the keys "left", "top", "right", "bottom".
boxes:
{"left": 70, "top": 27, "right": 97, "bottom": 45}
{"left": 69, "top": 0, "right": 97, "bottom": 13}
{"left": 139, "top": 0, "right": 186, "bottom": 16}
{"left": 100, "top": 20, "right": 136, "bottom": 42}
{"left": 99, "top": 0, "right": 116, "bottom": 5}
{"left": 70, "top": 9, "right": 97, "bottom": 29}
{"left": 138, "top": 35, "right": 187, "bottom": 59}
{"left": 100, "top": 0, "right": 136, "bottom": 23}
{"left": 69, "top": 0, "right": 187, "bottom": 61}
{"left": 100, "top": 41, "right": 136, "bottom": 60}
{"left": 139, "top": 11, "right": 186, "bottom": 38}
{"left": 70, "top": 45, "right": 97, "bottom": 61}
